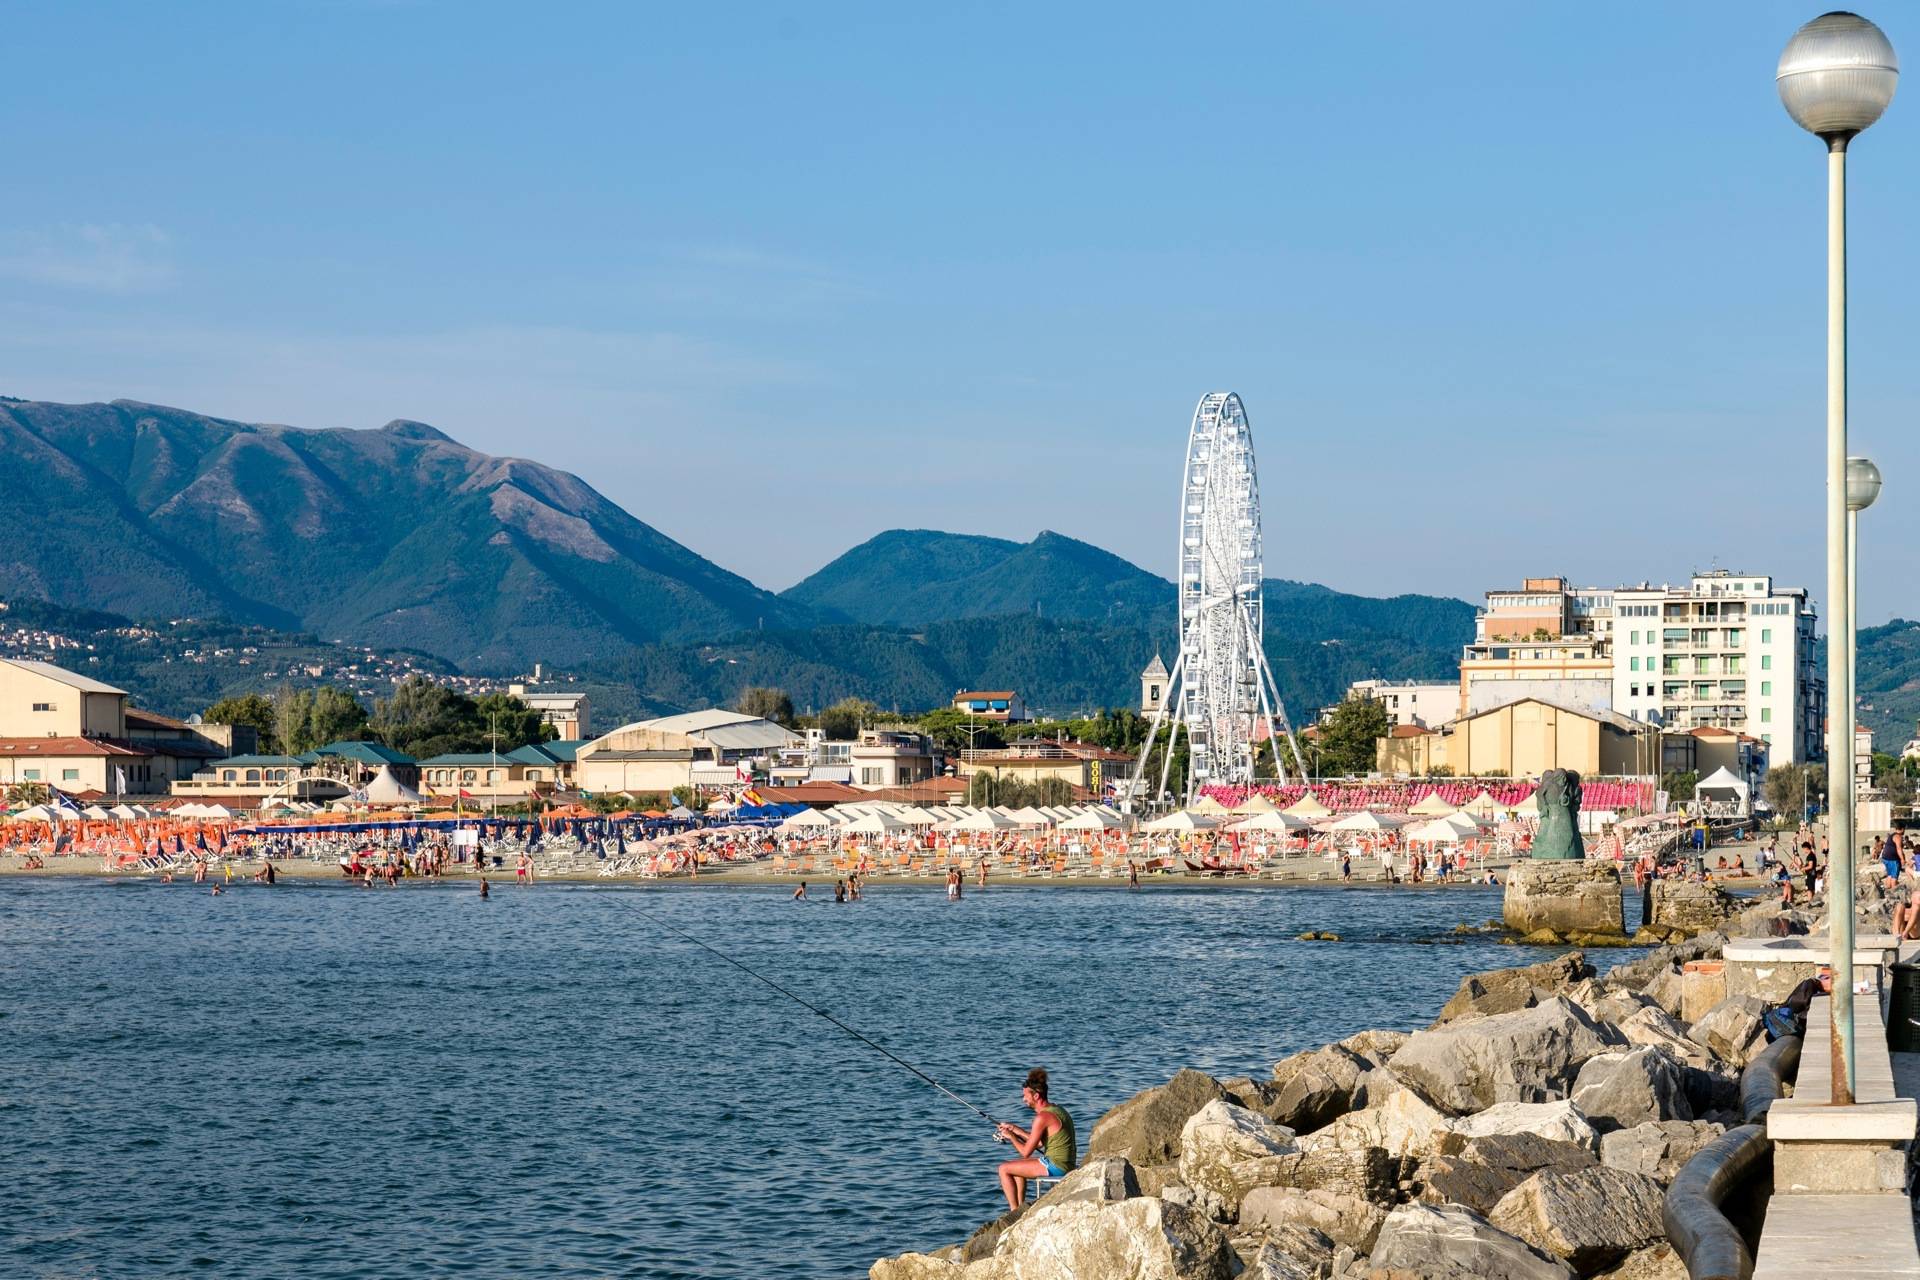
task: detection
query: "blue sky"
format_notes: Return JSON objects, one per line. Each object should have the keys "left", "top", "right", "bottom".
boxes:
{"left": 3, "top": 2, "right": 1917, "bottom": 622}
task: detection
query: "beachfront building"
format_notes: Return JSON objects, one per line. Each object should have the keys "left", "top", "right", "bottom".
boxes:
{"left": 0, "top": 658, "right": 231, "bottom": 795}
{"left": 1459, "top": 579, "right": 1616, "bottom": 719}
{"left": 955, "top": 737, "right": 1134, "bottom": 794}
{"left": 174, "top": 740, "right": 422, "bottom": 805}
{"left": 951, "top": 690, "right": 1030, "bottom": 723}
{"left": 576, "top": 709, "right": 797, "bottom": 796}
{"left": 415, "top": 739, "right": 585, "bottom": 801}
{"left": 1376, "top": 697, "right": 1664, "bottom": 780}
{"left": 1140, "top": 656, "right": 1169, "bottom": 716}
{"left": 1610, "top": 572, "right": 1821, "bottom": 763}
{"left": 508, "top": 684, "right": 589, "bottom": 739}
{"left": 1344, "top": 678, "right": 1458, "bottom": 730}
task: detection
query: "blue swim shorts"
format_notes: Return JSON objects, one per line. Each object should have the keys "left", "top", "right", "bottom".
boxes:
{"left": 1035, "top": 1152, "right": 1064, "bottom": 1177}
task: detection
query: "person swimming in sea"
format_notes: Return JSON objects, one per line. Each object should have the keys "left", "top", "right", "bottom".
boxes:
{"left": 994, "top": 1067, "right": 1075, "bottom": 1212}
{"left": 792, "top": 881, "right": 808, "bottom": 901}
{"left": 479, "top": 877, "right": 490, "bottom": 899}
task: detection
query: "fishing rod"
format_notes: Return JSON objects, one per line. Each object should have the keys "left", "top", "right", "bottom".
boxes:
{"left": 623, "top": 895, "right": 1005, "bottom": 1135}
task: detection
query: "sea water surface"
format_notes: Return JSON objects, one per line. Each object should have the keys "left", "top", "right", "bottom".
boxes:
{"left": 1, "top": 877, "right": 1645, "bottom": 1279}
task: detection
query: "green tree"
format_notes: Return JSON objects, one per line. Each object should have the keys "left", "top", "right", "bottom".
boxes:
{"left": 272, "top": 686, "right": 313, "bottom": 755}
{"left": 918, "top": 706, "right": 1006, "bottom": 752}
{"left": 371, "top": 677, "right": 475, "bottom": 758}
{"left": 1316, "top": 695, "right": 1390, "bottom": 777}
{"left": 307, "top": 686, "right": 371, "bottom": 749}
{"left": 6, "top": 781, "right": 50, "bottom": 809}
{"left": 1662, "top": 770, "right": 1698, "bottom": 804}
{"left": 472, "top": 692, "right": 550, "bottom": 753}
{"left": 1763, "top": 761, "right": 1826, "bottom": 821}
{"left": 1872, "top": 752, "right": 1917, "bottom": 808}
{"left": 203, "top": 693, "right": 278, "bottom": 753}
{"left": 818, "top": 697, "right": 883, "bottom": 741}
{"left": 735, "top": 686, "right": 797, "bottom": 727}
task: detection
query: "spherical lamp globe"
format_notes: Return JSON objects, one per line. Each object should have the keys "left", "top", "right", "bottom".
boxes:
{"left": 1778, "top": 11, "right": 1899, "bottom": 140}
{"left": 1847, "top": 455, "right": 1883, "bottom": 511}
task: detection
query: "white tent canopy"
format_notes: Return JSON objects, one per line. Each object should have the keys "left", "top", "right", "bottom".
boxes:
{"left": 1326, "top": 811, "right": 1411, "bottom": 833}
{"left": 1408, "top": 793, "right": 1459, "bottom": 817}
{"left": 1407, "top": 816, "right": 1468, "bottom": 843}
{"left": 363, "top": 765, "right": 427, "bottom": 807}
{"left": 946, "top": 809, "right": 1022, "bottom": 833}
{"left": 1233, "top": 794, "right": 1280, "bottom": 814}
{"left": 1005, "top": 806, "right": 1054, "bottom": 826}
{"left": 1284, "top": 794, "right": 1332, "bottom": 819}
{"left": 1694, "top": 766, "right": 1751, "bottom": 815}
{"left": 839, "top": 810, "right": 909, "bottom": 835}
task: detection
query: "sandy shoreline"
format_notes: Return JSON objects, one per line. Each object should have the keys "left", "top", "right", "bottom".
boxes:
{"left": 0, "top": 853, "right": 1775, "bottom": 894}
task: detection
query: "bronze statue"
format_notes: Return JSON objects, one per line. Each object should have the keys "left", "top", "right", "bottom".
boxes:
{"left": 1532, "top": 768, "right": 1585, "bottom": 861}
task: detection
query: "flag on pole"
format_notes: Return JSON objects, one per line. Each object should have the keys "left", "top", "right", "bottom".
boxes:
{"left": 114, "top": 766, "right": 128, "bottom": 796}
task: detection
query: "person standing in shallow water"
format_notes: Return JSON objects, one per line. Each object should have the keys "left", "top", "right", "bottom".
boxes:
{"left": 995, "top": 1067, "right": 1075, "bottom": 1212}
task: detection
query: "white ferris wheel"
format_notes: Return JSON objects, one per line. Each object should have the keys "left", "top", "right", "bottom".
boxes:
{"left": 1135, "top": 392, "right": 1303, "bottom": 807}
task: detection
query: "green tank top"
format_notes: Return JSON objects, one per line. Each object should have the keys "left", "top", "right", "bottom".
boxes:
{"left": 1040, "top": 1103, "right": 1076, "bottom": 1172}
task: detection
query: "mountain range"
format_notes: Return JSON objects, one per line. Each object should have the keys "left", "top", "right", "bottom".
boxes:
{"left": 23, "top": 395, "right": 1913, "bottom": 749}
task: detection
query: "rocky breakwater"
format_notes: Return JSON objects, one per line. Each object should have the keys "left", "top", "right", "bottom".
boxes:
{"left": 1503, "top": 859, "right": 1626, "bottom": 944}
{"left": 872, "top": 937, "right": 1759, "bottom": 1280}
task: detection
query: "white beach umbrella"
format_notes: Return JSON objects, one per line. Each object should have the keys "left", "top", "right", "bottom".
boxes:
{"left": 1228, "top": 810, "right": 1311, "bottom": 833}
{"left": 950, "top": 808, "right": 1021, "bottom": 833}
{"left": 1283, "top": 794, "right": 1332, "bottom": 819}
{"left": 1327, "top": 811, "right": 1410, "bottom": 833}
{"left": 1407, "top": 816, "right": 1467, "bottom": 844}
{"left": 1058, "top": 808, "right": 1124, "bottom": 832}
{"left": 1143, "top": 810, "right": 1218, "bottom": 833}
{"left": 840, "top": 810, "right": 908, "bottom": 835}
{"left": 777, "top": 808, "right": 833, "bottom": 832}
{"left": 1408, "top": 793, "right": 1459, "bottom": 817}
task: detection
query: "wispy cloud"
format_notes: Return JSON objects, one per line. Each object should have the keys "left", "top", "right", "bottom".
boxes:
{"left": 0, "top": 224, "right": 177, "bottom": 293}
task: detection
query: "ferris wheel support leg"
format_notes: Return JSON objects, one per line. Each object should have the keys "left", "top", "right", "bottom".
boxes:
{"left": 1249, "top": 619, "right": 1305, "bottom": 786}
{"left": 1240, "top": 608, "right": 1289, "bottom": 786}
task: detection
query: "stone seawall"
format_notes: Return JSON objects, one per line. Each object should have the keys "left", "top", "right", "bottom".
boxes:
{"left": 871, "top": 921, "right": 1795, "bottom": 1280}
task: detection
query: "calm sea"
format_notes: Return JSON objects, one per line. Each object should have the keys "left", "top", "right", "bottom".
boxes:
{"left": 1, "top": 877, "right": 1644, "bottom": 1279}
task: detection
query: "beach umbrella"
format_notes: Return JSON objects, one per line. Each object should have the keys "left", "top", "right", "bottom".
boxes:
{"left": 947, "top": 809, "right": 1021, "bottom": 833}
{"left": 1461, "top": 790, "right": 1504, "bottom": 819}
{"left": 1227, "top": 810, "right": 1310, "bottom": 832}
{"left": 1442, "top": 811, "right": 1486, "bottom": 834}
{"left": 1142, "top": 810, "right": 1218, "bottom": 833}
{"left": 1005, "top": 806, "right": 1053, "bottom": 827}
{"left": 777, "top": 808, "right": 833, "bottom": 832}
{"left": 840, "top": 810, "right": 908, "bottom": 835}
{"left": 1327, "top": 811, "right": 1410, "bottom": 832}
{"left": 1283, "top": 794, "right": 1332, "bottom": 819}
{"left": 1233, "top": 794, "right": 1280, "bottom": 814}
{"left": 1408, "top": 793, "right": 1459, "bottom": 817}
{"left": 1407, "top": 816, "right": 1468, "bottom": 844}
{"left": 1058, "top": 808, "right": 1124, "bottom": 832}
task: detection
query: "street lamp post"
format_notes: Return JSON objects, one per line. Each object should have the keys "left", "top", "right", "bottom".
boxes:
{"left": 1848, "top": 454, "right": 1882, "bottom": 822}
{"left": 1778, "top": 9, "right": 1899, "bottom": 1105}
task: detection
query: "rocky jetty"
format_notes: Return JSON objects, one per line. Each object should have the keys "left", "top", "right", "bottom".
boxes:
{"left": 871, "top": 934, "right": 1760, "bottom": 1280}
{"left": 1503, "top": 861, "right": 1626, "bottom": 941}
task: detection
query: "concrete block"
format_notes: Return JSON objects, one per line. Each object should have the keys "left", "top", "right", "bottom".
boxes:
{"left": 1679, "top": 961, "right": 1727, "bottom": 1025}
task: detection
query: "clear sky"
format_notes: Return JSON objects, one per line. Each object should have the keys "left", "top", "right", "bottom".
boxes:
{"left": 3, "top": 2, "right": 1916, "bottom": 622}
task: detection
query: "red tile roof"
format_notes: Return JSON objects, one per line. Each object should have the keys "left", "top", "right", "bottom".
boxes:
{"left": 1388, "top": 724, "right": 1433, "bottom": 738}
{"left": 954, "top": 691, "right": 1017, "bottom": 701}
{"left": 0, "top": 737, "right": 152, "bottom": 757}
{"left": 766, "top": 782, "right": 867, "bottom": 805}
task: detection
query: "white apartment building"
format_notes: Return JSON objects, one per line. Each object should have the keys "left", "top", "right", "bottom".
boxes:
{"left": 1610, "top": 572, "right": 1822, "bottom": 763}
{"left": 1343, "top": 679, "right": 1459, "bottom": 729}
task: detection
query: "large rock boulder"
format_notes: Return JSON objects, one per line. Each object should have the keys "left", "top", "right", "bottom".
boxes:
{"left": 998, "top": 1197, "right": 1236, "bottom": 1280}
{"left": 1366, "top": 1203, "right": 1575, "bottom": 1280}
{"left": 1648, "top": 880, "right": 1741, "bottom": 936}
{"left": 1570, "top": 1046, "right": 1692, "bottom": 1132}
{"left": 1240, "top": 1186, "right": 1388, "bottom": 1253}
{"left": 1248, "top": 1145, "right": 1402, "bottom": 1204}
{"left": 1504, "top": 860, "right": 1625, "bottom": 938}
{"left": 870, "top": 1253, "right": 964, "bottom": 1280}
{"left": 1595, "top": 1242, "right": 1688, "bottom": 1279}
{"left": 1436, "top": 952, "right": 1596, "bottom": 1025}
{"left": 1235, "top": 1229, "right": 1337, "bottom": 1280}
{"left": 1598, "top": 1119, "right": 1727, "bottom": 1184}
{"left": 1178, "top": 1100, "right": 1298, "bottom": 1206}
{"left": 1298, "top": 1087, "right": 1456, "bottom": 1160}
{"left": 1639, "top": 966, "right": 1686, "bottom": 1018}
{"left": 1418, "top": 1131, "right": 1597, "bottom": 1216}
{"left": 1388, "top": 997, "right": 1626, "bottom": 1114}
{"left": 1266, "top": 1044, "right": 1373, "bottom": 1133}
{"left": 1451, "top": 1101, "right": 1601, "bottom": 1152}
{"left": 1615, "top": 1006, "right": 1715, "bottom": 1070}
{"left": 1089, "top": 1069, "right": 1228, "bottom": 1167}
{"left": 1688, "top": 996, "right": 1768, "bottom": 1067}
{"left": 958, "top": 1155, "right": 1143, "bottom": 1261}
{"left": 1488, "top": 1167, "right": 1667, "bottom": 1272}
{"left": 1340, "top": 1028, "right": 1410, "bottom": 1061}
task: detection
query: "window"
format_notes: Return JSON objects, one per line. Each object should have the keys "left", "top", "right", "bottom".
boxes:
{"left": 31, "top": 702, "right": 52, "bottom": 712}
{"left": 1630, "top": 684, "right": 1640, "bottom": 697}
{"left": 1762, "top": 733, "right": 1773, "bottom": 744}
{"left": 1761, "top": 628, "right": 1772, "bottom": 643}
{"left": 1629, "top": 657, "right": 1640, "bottom": 671}
{"left": 1761, "top": 681, "right": 1772, "bottom": 696}
{"left": 22, "top": 769, "right": 39, "bottom": 780}
{"left": 245, "top": 769, "right": 260, "bottom": 783}
{"left": 1761, "top": 708, "right": 1773, "bottom": 724}
{"left": 222, "top": 770, "right": 236, "bottom": 782}
{"left": 460, "top": 769, "right": 476, "bottom": 782}
{"left": 860, "top": 767, "right": 884, "bottom": 785}
{"left": 1761, "top": 655, "right": 1772, "bottom": 671}
{"left": 1631, "top": 630, "right": 1640, "bottom": 644}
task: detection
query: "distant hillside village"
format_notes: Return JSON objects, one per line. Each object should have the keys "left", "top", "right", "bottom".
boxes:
{"left": 0, "top": 567, "right": 1909, "bottom": 817}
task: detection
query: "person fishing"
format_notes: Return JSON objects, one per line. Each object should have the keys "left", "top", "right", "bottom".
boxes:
{"left": 994, "top": 1068, "right": 1075, "bottom": 1212}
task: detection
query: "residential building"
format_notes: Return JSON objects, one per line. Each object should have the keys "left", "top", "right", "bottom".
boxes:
{"left": 175, "top": 741, "right": 421, "bottom": 804}
{"left": 954, "top": 737, "right": 1134, "bottom": 792}
{"left": 1459, "top": 578, "right": 1615, "bottom": 719}
{"left": 1344, "top": 679, "right": 1458, "bottom": 730}
{"left": 850, "top": 730, "right": 940, "bottom": 789}
{"left": 1611, "top": 572, "right": 1822, "bottom": 763}
{"left": 508, "top": 684, "right": 590, "bottom": 739}
{"left": 951, "top": 690, "right": 1030, "bottom": 723}
{"left": 1140, "top": 656, "right": 1169, "bottom": 717}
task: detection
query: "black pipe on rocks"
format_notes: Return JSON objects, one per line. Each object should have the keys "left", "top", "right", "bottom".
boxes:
{"left": 1741, "top": 1034, "right": 1802, "bottom": 1124}
{"left": 1663, "top": 1123, "right": 1771, "bottom": 1280}
{"left": 1664, "top": 1034, "right": 1800, "bottom": 1280}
